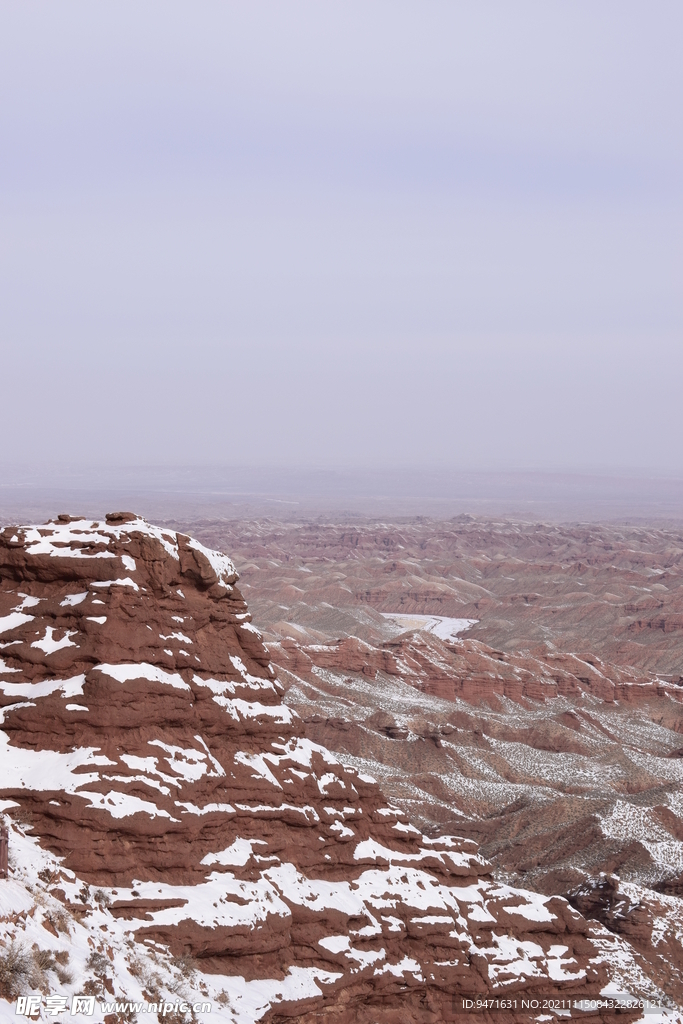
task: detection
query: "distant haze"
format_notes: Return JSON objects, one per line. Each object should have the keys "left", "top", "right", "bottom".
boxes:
{"left": 1, "top": 2, "right": 681, "bottom": 478}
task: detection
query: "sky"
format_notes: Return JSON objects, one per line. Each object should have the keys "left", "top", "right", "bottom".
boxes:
{"left": 0, "top": 2, "right": 681, "bottom": 480}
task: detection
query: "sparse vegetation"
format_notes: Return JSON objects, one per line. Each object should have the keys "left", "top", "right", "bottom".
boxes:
{"left": 0, "top": 942, "right": 33, "bottom": 1000}
{"left": 141, "top": 970, "right": 166, "bottom": 1002}
{"left": 173, "top": 954, "right": 197, "bottom": 979}
{"left": 108, "top": 1008, "right": 138, "bottom": 1024}
{"left": 0, "top": 943, "right": 67, "bottom": 998}
{"left": 46, "top": 907, "right": 71, "bottom": 934}
{"left": 31, "top": 946, "right": 56, "bottom": 973}
{"left": 127, "top": 957, "right": 144, "bottom": 979}
{"left": 162, "top": 1008, "right": 197, "bottom": 1024}
{"left": 86, "top": 951, "right": 109, "bottom": 975}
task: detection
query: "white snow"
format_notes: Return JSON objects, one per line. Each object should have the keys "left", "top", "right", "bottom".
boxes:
{"left": 235, "top": 802, "right": 320, "bottom": 823}
{"left": 0, "top": 611, "right": 34, "bottom": 635}
{"left": 502, "top": 896, "right": 556, "bottom": 923}
{"left": 30, "top": 627, "right": 78, "bottom": 655}
{"left": 330, "top": 820, "right": 354, "bottom": 838}
{"left": 187, "top": 537, "right": 236, "bottom": 588}
{"left": 91, "top": 577, "right": 139, "bottom": 592}
{"left": 81, "top": 790, "right": 178, "bottom": 821}
{"left": 0, "top": 674, "right": 85, "bottom": 700}
{"left": 0, "top": 821, "right": 290, "bottom": 1023}
{"left": 353, "top": 837, "right": 480, "bottom": 873}
{"left": 381, "top": 613, "right": 478, "bottom": 641}
{"left": 375, "top": 955, "right": 423, "bottom": 980}
{"left": 201, "top": 838, "right": 267, "bottom": 867}
{"left": 484, "top": 935, "right": 545, "bottom": 982}
{"left": 0, "top": 732, "right": 115, "bottom": 795}
{"left": 103, "top": 518, "right": 179, "bottom": 561}
{"left": 94, "top": 663, "right": 191, "bottom": 690}
{"left": 175, "top": 800, "right": 236, "bottom": 815}
{"left": 20, "top": 523, "right": 116, "bottom": 559}
{"left": 214, "top": 696, "right": 294, "bottom": 724}
{"left": 194, "top": 735, "right": 226, "bottom": 777}
{"left": 148, "top": 741, "right": 210, "bottom": 783}
{"left": 0, "top": 879, "right": 35, "bottom": 916}
{"left": 319, "top": 935, "right": 349, "bottom": 954}
{"left": 235, "top": 752, "right": 283, "bottom": 789}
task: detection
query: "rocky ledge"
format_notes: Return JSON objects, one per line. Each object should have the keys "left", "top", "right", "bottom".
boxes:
{"left": 0, "top": 516, "right": 671, "bottom": 1022}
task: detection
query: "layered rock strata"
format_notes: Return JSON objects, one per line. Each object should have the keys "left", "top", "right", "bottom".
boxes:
{"left": 165, "top": 514, "right": 683, "bottom": 1007}
{"left": 0, "top": 516, "right": 671, "bottom": 1021}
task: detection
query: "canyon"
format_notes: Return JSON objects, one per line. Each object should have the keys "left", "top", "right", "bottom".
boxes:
{"left": 1, "top": 513, "right": 682, "bottom": 1021}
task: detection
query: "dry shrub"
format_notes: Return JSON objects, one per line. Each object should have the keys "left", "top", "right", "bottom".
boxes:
{"left": 127, "top": 957, "right": 144, "bottom": 979}
{"left": 0, "top": 942, "right": 65, "bottom": 998}
{"left": 140, "top": 968, "right": 169, "bottom": 1004}
{"left": 86, "top": 951, "right": 109, "bottom": 975}
{"left": 0, "top": 943, "right": 33, "bottom": 1000}
{"left": 173, "top": 954, "right": 197, "bottom": 979}
{"left": 162, "top": 1009, "right": 196, "bottom": 1024}
{"left": 51, "top": 909, "right": 71, "bottom": 934}
{"left": 31, "top": 947, "right": 56, "bottom": 973}
{"left": 107, "top": 1008, "right": 137, "bottom": 1024}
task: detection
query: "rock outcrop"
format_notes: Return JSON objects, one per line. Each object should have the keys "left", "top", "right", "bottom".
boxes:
{"left": 0, "top": 516, "right": 672, "bottom": 1021}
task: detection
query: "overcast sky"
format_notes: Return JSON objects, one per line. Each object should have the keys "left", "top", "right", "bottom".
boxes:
{"left": 1, "top": 2, "right": 681, "bottom": 479}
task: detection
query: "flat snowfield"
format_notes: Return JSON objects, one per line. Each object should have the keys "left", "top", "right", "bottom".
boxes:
{"left": 381, "top": 613, "right": 477, "bottom": 641}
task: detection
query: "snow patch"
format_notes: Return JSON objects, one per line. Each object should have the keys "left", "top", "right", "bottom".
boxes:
{"left": 31, "top": 627, "right": 78, "bottom": 655}
{"left": 94, "top": 663, "right": 191, "bottom": 691}
{"left": 91, "top": 577, "right": 139, "bottom": 592}
{"left": 187, "top": 537, "right": 236, "bottom": 589}
{"left": 201, "top": 838, "right": 267, "bottom": 867}
{"left": 381, "top": 613, "right": 478, "bottom": 641}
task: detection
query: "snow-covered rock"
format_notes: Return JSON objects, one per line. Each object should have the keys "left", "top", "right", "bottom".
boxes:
{"left": 0, "top": 515, "right": 672, "bottom": 1022}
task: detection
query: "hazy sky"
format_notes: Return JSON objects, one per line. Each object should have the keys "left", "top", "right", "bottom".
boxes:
{"left": 1, "top": 2, "right": 681, "bottom": 477}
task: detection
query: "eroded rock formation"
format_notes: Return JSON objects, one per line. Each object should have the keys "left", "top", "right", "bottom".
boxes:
{"left": 0, "top": 516, "right": 674, "bottom": 1021}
